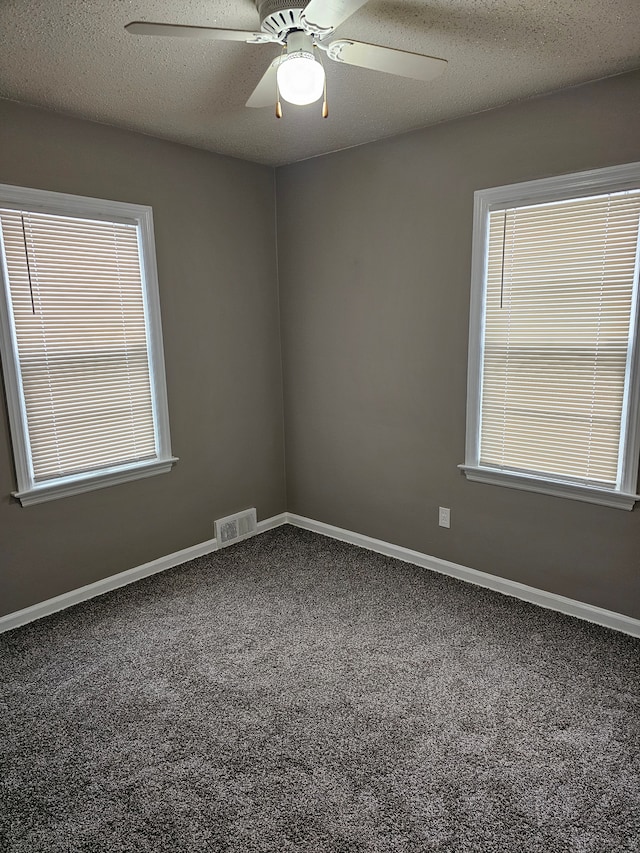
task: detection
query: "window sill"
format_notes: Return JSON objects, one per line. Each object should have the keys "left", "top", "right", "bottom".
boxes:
{"left": 458, "top": 465, "right": 639, "bottom": 510}
{"left": 12, "top": 457, "right": 179, "bottom": 506}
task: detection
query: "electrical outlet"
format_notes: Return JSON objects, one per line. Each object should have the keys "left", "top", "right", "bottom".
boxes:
{"left": 438, "top": 506, "right": 451, "bottom": 528}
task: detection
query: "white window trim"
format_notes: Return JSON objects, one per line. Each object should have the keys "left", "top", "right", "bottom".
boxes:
{"left": 460, "top": 162, "right": 640, "bottom": 510}
{"left": 0, "top": 184, "right": 178, "bottom": 506}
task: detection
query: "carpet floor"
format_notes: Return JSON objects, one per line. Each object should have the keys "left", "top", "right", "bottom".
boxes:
{"left": 1, "top": 525, "right": 639, "bottom": 852}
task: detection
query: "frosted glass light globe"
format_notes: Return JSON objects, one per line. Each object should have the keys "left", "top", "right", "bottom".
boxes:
{"left": 277, "top": 52, "right": 325, "bottom": 106}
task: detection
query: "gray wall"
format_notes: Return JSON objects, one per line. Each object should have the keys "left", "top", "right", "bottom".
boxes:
{"left": 3, "top": 72, "right": 640, "bottom": 623}
{"left": 277, "top": 70, "right": 640, "bottom": 619}
{"left": 0, "top": 100, "right": 286, "bottom": 616}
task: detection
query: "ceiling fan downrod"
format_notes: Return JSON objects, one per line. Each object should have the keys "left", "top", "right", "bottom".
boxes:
{"left": 255, "top": 0, "right": 307, "bottom": 41}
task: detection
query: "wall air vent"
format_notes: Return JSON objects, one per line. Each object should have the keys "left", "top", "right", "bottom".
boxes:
{"left": 215, "top": 508, "right": 258, "bottom": 549}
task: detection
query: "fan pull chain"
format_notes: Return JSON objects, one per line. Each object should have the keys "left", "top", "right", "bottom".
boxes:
{"left": 316, "top": 45, "right": 328, "bottom": 118}
{"left": 276, "top": 49, "right": 284, "bottom": 118}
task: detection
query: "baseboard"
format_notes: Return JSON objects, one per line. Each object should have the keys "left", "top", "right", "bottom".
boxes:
{"left": 257, "top": 512, "right": 288, "bottom": 533}
{"left": 3, "top": 510, "right": 638, "bottom": 639}
{"left": 0, "top": 512, "right": 288, "bottom": 634}
{"left": 286, "top": 514, "right": 640, "bottom": 639}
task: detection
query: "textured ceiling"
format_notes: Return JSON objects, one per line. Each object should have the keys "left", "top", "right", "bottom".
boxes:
{"left": 0, "top": 0, "right": 639, "bottom": 166}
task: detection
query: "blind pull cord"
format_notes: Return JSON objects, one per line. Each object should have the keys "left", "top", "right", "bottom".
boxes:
{"left": 20, "top": 214, "right": 36, "bottom": 315}
{"left": 499, "top": 209, "right": 508, "bottom": 310}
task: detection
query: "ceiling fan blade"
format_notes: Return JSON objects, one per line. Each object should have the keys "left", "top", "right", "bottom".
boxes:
{"left": 125, "top": 21, "right": 277, "bottom": 44}
{"left": 326, "top": 39, "right": 447, "bottom": 82}
{"left": 246, "top": 60, "right": 279, "bottom": 108}
{"left": 300, "top": 0, "right": 370, "bottom": 36}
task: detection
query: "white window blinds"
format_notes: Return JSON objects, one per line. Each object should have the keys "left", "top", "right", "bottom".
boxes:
{"left": 480, "top": 190, "right": 640, "bottom": 486}
{"left": 0, "top": 209, "right": 157, "bottom": 483}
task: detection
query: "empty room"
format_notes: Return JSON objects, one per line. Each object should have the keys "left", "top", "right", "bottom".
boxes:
{"left": 1, "top": 1, "right": 639, "bottom": 850}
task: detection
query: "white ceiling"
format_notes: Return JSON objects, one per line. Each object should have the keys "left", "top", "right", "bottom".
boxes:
{"left": 1, "top": 0, "right": 639, "bottom": 166}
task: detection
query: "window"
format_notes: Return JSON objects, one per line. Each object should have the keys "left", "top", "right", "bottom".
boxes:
{"left": 0, "top": 184, "right": 177, "bottom": 506}
{"left": 461, "top": 163, "right": 640, "bottom": 509}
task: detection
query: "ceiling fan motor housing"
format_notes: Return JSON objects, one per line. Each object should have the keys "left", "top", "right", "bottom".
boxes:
{"left": 255, "top": 0, "right": 306, "bottom": 40}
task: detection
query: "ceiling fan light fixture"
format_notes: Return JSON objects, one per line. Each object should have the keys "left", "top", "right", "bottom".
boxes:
{"left": 276, "top": 51, "right": 325, "bottom": 106}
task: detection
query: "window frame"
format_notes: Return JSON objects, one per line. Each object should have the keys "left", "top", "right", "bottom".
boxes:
{"left": 0, "top": 183, "right": 177, "bottom": 506}
{"left": 460, "top": 162, "right": 640, "bottom": 510}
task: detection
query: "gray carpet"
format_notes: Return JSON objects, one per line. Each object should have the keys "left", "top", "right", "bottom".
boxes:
{"left": 1, "top": 525, "right": 639, "bottom": 852}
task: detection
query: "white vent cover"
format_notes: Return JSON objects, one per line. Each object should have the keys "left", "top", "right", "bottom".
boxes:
{"left": 215, "top": 508, "right": 258, "bottom": 549}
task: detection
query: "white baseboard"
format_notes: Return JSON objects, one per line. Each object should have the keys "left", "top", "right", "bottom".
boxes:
{"left": 3, "top": 510, "right": 638, "bottom": 639}
{"left": 257, "top": 512, "right": 288, "bottom": 533}
{"left": 286, "top": 514, "right": 640, "bottom": 639}
{"left": 0, "top": 512, "right": 288, "bottom": 634}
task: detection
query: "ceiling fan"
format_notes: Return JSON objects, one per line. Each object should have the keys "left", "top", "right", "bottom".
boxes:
{"left": 125, "top": 0, "right": 447, "bottom": 116}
